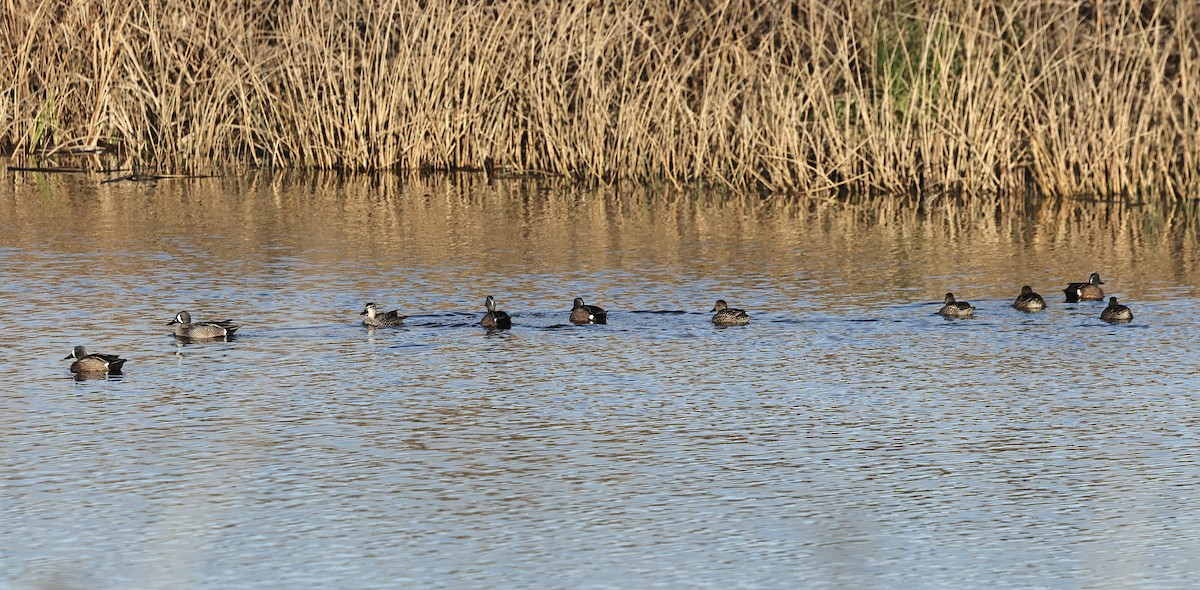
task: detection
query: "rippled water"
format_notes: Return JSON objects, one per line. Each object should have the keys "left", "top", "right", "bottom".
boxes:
{"left": 3, "top": 167, "right": 1200, "bottom": 589}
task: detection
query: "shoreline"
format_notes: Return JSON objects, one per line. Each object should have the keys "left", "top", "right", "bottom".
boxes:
{"left": 3, "top": 1, "right": 1198, "bottom": 198}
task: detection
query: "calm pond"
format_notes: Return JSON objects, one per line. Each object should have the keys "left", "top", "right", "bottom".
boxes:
{"left": 3, "top": 165, "right": 1200, "bottom": 589}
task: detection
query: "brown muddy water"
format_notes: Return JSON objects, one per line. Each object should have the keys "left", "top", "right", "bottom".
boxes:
{"left": 3, "top": 164, "right": 1200, "bottom": 589}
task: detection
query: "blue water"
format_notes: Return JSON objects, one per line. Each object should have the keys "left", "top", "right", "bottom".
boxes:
{"left": 2, "top": 169, "right": 1199, "bottom": 589}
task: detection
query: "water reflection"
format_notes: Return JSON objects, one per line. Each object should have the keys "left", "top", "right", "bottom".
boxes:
{"left": 3, "top": 164, "right": 1200, "bottom": 588}
{"left": 70, "top": 372, "right": 124, "bottom": 383}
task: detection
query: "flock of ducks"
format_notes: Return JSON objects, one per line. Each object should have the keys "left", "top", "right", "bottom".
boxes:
{"left": 63, "top": 296, "right": 744, "bottom": 377}
{"left": 64, "top": 273, "right": 1129, "bottom": 378}
{"left": 359, "top": 296, "right": 741, "bottom": 329}
{"left": 360, "top": 296, "right": 745, "bottom": 330}
{"left": 937, "top": 272, "right": 1133, "bottom": 322}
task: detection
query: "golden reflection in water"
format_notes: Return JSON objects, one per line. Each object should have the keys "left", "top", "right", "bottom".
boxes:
{"left": 5, "top": 165, "right": 1200, "bottom": 589}
{"left": 4, "top": 165, "right": 1200, "bottom": 310}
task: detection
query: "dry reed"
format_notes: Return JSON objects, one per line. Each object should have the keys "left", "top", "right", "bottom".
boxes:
{"left": 2, "top": 0, "right": 1198, "bottom": 198}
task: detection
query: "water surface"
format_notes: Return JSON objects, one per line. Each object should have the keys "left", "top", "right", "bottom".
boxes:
{"left": 3, "top": 167, "right": 1200, "bottom": 589}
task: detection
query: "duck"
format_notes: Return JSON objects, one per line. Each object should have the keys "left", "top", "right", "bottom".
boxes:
{"left": 63, "top": 346, "right": 127, "bottom": 374}
{"left": 710, "top": 299, "right": 750, "bottom": 326}
{"left": 1100, "top": 296, "right": 1133, "bottom": 322}
{"left": 360, "top": 302, "right": 406, "bottom": 326}
{"left": 1064, "top": 272, "right": 1104, "bottom": 302}
{"left": 480, "top": 296, "right": 512, "bottom": 329}
{"left": 167, "top": 311, "right": 240, "bottom": 339}
{"left": 1012, "top": 285, "right": 1047, "bottom": 312}
{"left": 569, "top": 297, "right": 607, "bottom": 324}
{"left": 937, "top": 293, "right": 975, "bottom": 318}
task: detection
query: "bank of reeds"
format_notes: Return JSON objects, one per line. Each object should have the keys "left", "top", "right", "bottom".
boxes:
{"left": 2, "top": 0, "right": 1198, "bottom": 198}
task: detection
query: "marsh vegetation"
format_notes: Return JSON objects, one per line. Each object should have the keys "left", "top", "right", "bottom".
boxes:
{"left": 2, "top": 1, "right": 1197, "bottom": 198}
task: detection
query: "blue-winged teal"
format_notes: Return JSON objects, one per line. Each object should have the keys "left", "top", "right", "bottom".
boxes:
{"left": 938, "top": 293, "right": 975, "bottom": 318}
{"left": 167, "top": 311, "right": 240, "bottom": 339}
{"left": 1064, "top": 272, "right": 1104, "bottom": 302}
{"left": 1012, "top": 285, "right": 1047, "bottom": 312}
{"left": 360, "top": 302, "right": 406, "bottom": 326}
{"left": 570, "top": 297, "right": 607, "bottom": 324}
{"left": 480, "top": 296, "right": 512, "bottom": 329}
{"left": 1100, "top": 296, "right": 1133, "bottom": 322}
{"left": 711, "top": 299, "right": 750, "bottom": 326}
{"left": 63, "top": 345, "right": 127, "bottom": 374}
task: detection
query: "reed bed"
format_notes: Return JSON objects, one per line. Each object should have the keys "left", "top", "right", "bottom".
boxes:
{"left": 2, "top": 0, "right": 1198, "bottom": 198}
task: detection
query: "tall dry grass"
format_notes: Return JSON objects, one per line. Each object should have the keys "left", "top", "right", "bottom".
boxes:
{"left": 1, "top": 0, "right": 1198, "bottom": 198}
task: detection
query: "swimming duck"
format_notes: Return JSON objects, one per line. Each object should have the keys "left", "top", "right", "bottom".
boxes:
{"left": 937, "top": 293, "right": 975, "bottom": 318}
{"left": 167, "top": 311, "right": 240, "bottom": 339}
{"left": 569, "top": 297, "right": 607, "bottom": 324}
{"left": 1012, "top": 285, "right": 1047, "bottom": 312}
{"left": 1100, "top": 296, "right": 1133, "bottom": 322}
{"left": 480, "top": 296, "right": 512, "bottom": 329}
{"left": 1064, "top": 273, "right": 1104, "bottom": 302}
{"left": 360, "top": 302, "right": 406, "bottom": 326}
{"left": 63, "top": 346, "right": 127, "bottom": 374}
{"left": 711, "top": 299, "right": 750, "bottom": 326}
